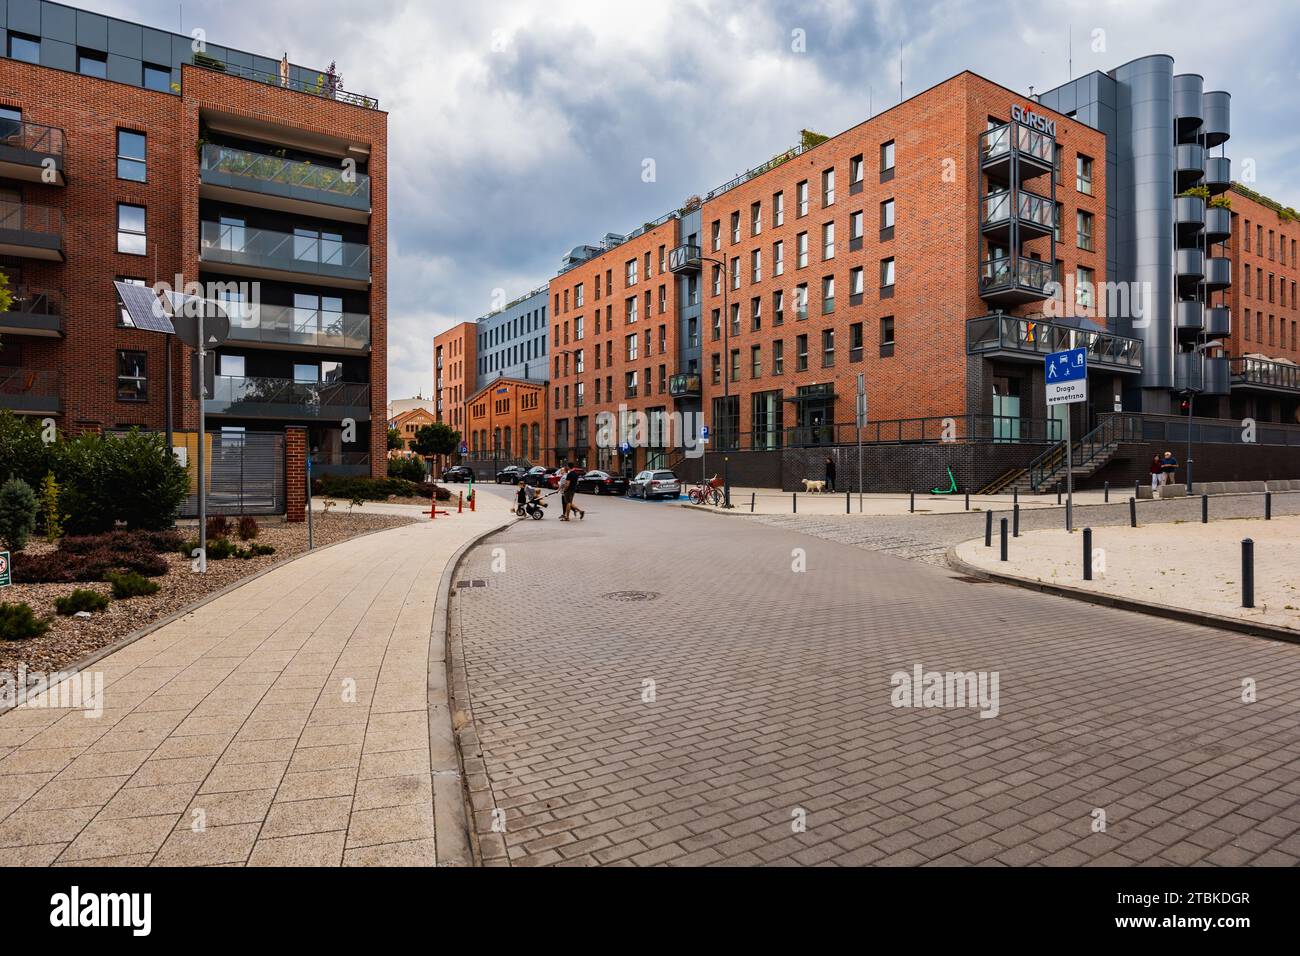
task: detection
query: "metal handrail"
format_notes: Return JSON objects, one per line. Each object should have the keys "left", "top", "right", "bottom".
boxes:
{"left": 0, "top": 118, "right": 65, "bottom": 157}
{"left": 199, "top": 221, "right": 369, "bottom": 275}
{"left": 201, "top": 144, "right": 370, "bottom": 201}
{"left": 0, "top": 366, "right": 61, "bottom": 396}
{"left": 191, "top": 58, "right": 378, "bottom": 109}
{"left": 980, "top": 255, "right": 1053, "bottom": 293}
{"left": 210, "top": 375, "right": 370, "bottom": 410}
{"left": 4, "top": 287, "right": 63, "bottom": 316}
{"left": 980, "top": 121, "right": 1054, "bottom": 166}
{"left": 0, "top": 200, "right": 63, "bottom": 235}
{"left": 966, "top": 315, "right": 1143, "bottom": 369}
{"left": 223, "top": 303, "right": 370, "bottom": 350}
{"left": 1229, "top": 356, "right": 1300, "bottom": 391}
{"left": 1028, "top": 412, "right": 1142, "bottom": 490}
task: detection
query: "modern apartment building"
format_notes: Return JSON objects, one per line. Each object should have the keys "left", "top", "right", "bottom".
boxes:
{"left": 433, "top": 321, "right": 475, "bottom": 435}
{"left": 474, "top": 285, "right": 548, "bottom": 389}
{"left": 0, "top": 0, "right": 387, "bottom": 479}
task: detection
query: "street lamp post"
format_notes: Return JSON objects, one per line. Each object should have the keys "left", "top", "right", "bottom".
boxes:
{"left": 1183, "top": 338, "right": 1223, "bottom": 495}
{"left": 699, "top": 252, "right": 732, "bottom": 508}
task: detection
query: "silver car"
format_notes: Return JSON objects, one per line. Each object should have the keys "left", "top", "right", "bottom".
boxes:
{"left": 628, "top": 469, "right": 681, "bottom": 500}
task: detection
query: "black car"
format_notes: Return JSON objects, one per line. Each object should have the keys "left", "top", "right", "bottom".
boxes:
{"left": 575, "top": 469, "right": 629, "bottom": 495}
{"left": 441, "top": 465, "right": 474, "bottom": 483}
{"left": 524, "top": 466, "right": 557, "bottom": 488}
{"left": 496, "top": 465, "right": 528, "bottom": 484}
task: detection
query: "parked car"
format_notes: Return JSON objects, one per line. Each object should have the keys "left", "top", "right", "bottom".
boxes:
{"left": 628, "top": 469, "right": 681, "bottom": 500}
{"left": 441, "top": 465, "right": 474, "bottom": 483}
{"left": 496, "top": 465, "right": 528, "bottom": 484}
{"left": 524, "top": 466, "right": 556, "bottom": 488}
{"left": 575, "top": 469, "right": 629, "bottom": 495}
{"left": 547, "top": 467, "right": 585, "bottom": 490}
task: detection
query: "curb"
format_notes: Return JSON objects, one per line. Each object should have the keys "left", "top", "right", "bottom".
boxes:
{"left": 428, "top": 514, "right": 515, "bottom": 868}
{"left": 0, "top": 519, "right": 415, "bottom": 718}
{"left": 945, "top": 544, "right": 1300, "bottom": 646}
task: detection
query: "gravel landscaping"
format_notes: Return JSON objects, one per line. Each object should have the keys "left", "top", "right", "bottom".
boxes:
{"left": 0, "top": 511, "right": 417, "bottom": 675}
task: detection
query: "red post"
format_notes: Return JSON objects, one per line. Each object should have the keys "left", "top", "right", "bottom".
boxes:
{"left": 458, "top": 492, "right": 463, "bottom": 514}
{"left": 429, "top": 496, "right": 436, "bottom": 520}
{"left": 470, "top": 490, "right": 476, "bottom": 512}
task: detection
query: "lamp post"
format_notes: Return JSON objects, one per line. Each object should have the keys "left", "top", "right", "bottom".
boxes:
{"left": 1182, "top": 338, "right": 1223, "bottom": 495}
{"left": 698, "top": 251, "right": 732, "bottom": 508}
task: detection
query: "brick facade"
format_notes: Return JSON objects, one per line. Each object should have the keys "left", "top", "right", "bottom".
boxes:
{"left": 434, "top": 321, "right": 475, "bottom": 438}
{"left": 1229, "top": 187, "right": 1300, "bottom": 362}
{"left": 464, "top": 376, "right": 548, "bottom": 463}
{"left": 285, "top": 424, "right": 306, "bottom": 521}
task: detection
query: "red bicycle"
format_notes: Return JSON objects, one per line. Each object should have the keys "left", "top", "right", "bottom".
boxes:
{"left": 688, "top": 475, "right": 724, "bottom": 506}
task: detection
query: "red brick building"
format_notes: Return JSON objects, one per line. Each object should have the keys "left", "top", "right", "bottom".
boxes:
{"left": 433, "top": 321, "right": 475, "bottom": 438}
{"left": 0, "top": 1, "right": 386, "bottom": 480}
{"left": 465, "top": 377, "right": 548, "bottom": 465}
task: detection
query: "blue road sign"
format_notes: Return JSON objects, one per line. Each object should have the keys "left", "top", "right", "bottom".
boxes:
{"left": 459, "top": 443, "right": 468, "bottom": 455}
{"left": 700, "top": 425, "right": 710, "bottom": 439}
{"left": 1045, "top": 347, "right": 1088, "bottom": 405}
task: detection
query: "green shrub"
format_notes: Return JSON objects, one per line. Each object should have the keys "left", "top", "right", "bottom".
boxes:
{"left": 40, "top": 473, "right": 65, "bottom": 543}
{"left": 206, "top": 537, "right": 238, "bottom": 560}
{"left": 312, "top": 475, "right": 436, "bottom": 501}
{"left": 0, "top": 476, "right": 38, "bottom": 553}
{"left": 387, "top": 457, "right": 427, "bottom": 482}
{"left": 54, "top": 589, "right": 110, "bottom": 616}
{"left": 12, "top": 544, "right": 168, "bottom": 584}
{"left": 0, "top": 411, "right": 54, "bottom": 493}
{"left": 206, "top": 514, "right": 230, "bottom": 540}
{"left": 106, "top": 570, "right": 160, "bottom": 598}
{"left": 244, "top": 543, "right": 275, "bottom": 557}
{"left": 0, "top": 601, "right": 50, "bottom": 640}
{"left": 51, "top": 432, "right": 111, "bottom": 535}
{"left": 236, "top": 516, "right": 259, "bottom": 540}
{"left": 54, "top": 430, "right": 189, "bottom": 534}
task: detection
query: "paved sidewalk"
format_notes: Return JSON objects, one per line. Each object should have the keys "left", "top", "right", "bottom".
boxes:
{"left": 955, "top": 515, "right": 1300, "bottom": 634}
{"left": 0, "top": 498, "right": 511, "bottom": 866}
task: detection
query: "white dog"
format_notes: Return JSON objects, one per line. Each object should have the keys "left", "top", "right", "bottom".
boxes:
{"left": 801, "top": 478, "right": 827, "bottom": 493}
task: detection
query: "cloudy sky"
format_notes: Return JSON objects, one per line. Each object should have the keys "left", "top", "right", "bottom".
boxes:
{"left": 88, "top": 0, "right": 1300, "bottom": 400}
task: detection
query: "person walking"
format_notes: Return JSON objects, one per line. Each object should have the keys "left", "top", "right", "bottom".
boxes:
{"left": 824, "top": 455, "right": 837, "bottom": 493}
{"left": 1149, "top": 454, "right": 1163, "bottom": 493}
{"left": 1161, "top": 450, "right": 1178, "bottom": 486}
{"left": 560, "top": 465, "right": 585, "bottom": 521}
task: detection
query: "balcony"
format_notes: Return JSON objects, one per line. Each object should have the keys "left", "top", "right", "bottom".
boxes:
{"left": 978, "top": 255, "right": 1053, "bottom": 305}
{"left": 1229, "top": 356, "right": 1300, "bottom": 394}
{"left": 1203, "top": 256, "right": 1231, "bottom": 291}
{"left": 200, "top": 144, "right": 371, "bottom": 224}
{"left": 0, "top": 120, "right": 66, "bottom": 185}
{"left": 1175, "top": 352, "right": 1229, "bottom": 395}
{"left": 1204, "top": 205, "right": 1231, "bottom": 242}
{"left": 981, "top": 189, "right": 1054, "bottom": 242}
{"left": 668, "top": 244, "right": 702, "bottom": 274}
{"left": 0, "top": 367, "right": 61, "bottom": 414}
{"left": 1174, "top": 195, "right": 1205, "bottom": 241}
{"left": 0, "top": 288, "right": 63, "bottom": 337}
{"left": 980, "top": 122, "right": 1054, "bottom": 183}
{"left": 668, "top": 372, "right": 701, "bottom": 398}
{"left": 200, "top": 221, "right": 370, "bottom": 289}
{"left": 312, "top": 451, "right": 371, "bottom": 477}
{"left": 206, "top": 375, "right": 371, "bottom": 421}
{"left": 967, "top": 314, "right": 1142, "bottom": 373}
{"left": 1175, "top": 248, "right": 1203, "bottom": 296}
{"left": 0, "top": 201, "right": 64, "bottom": 261}
{"left": 1205, "top": 306, "right": 1231, "bottom": 337}
{"left": 1175, "top": 143, "right": 1205, "bottom": 191}
{"left": 1175, "top": 300, "right": 1203, "bottom": 332}
{"left": 1204, "top": 156, "right": 1231, "bottom": 194}
{"left": 222, "top": 303, "right": 370, "bottom": 353}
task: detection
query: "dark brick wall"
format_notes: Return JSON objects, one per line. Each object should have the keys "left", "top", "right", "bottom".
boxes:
{"left": 1091, "top": 441, "right": 1300, "bottom": 490}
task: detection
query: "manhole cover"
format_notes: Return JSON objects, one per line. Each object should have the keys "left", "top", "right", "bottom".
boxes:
{"left": 602, "top": 590, "right": 661, "bottom": 602}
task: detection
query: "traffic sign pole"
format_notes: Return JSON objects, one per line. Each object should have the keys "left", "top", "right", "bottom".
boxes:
{"left": 1045, "top": 348, "right": 1087, "bottom": 533}
{"left": 197, "top": 308, "right": 206, "bottom": 573}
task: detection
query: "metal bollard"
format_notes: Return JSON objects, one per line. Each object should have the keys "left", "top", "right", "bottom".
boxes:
{"left": 965, "top": 490, "right": 970, "bottom": 511}
{"left": 1134, "top": 479, "right": 1140, "bottom": 500}
{"left": 1013, "top": 503, "right": 1020, "bottom": 538}
{"left": 1013, "top": 487, "right": 1018, "bottom": 507}
{"left": 910, "top": 491, "right": 915, "bottom": 513}
{"left": 793, "top": 492, "right": 797, "bottom": 514}
{"left": 985, "top": 509, "right": 993, "bottom": 547}
{"left": 750, "top": 492, "right": 756, "bottom": 513}
{"left": 1083, "top": 527, "right": 1093, "bottom": 581}
{"left": 1242, "top": 538, "right": 1254, "bottom": 608}
{"left": 846, "top": 491, "right": 851, "bottom": 514}
{"left": 1265, "top": 491, "right": 1272, "bottom": 521}
{"left": 1129, "top": 497, "right": 1136, "bottom": 528}
{"left": 1202, "top": 494, "right": 1208, "bottom": 524}
{"left": 1000, "top": 518, "right": 1008, "bottom": 562}
{"left": 1057, "top": 482, "right": 1062, "bottom": 506}
{"left": 1104, "top": 481, "right": 1109, "bottom": 504}
{"left": 458, "top": 492, "right": 463, "bottom": 514}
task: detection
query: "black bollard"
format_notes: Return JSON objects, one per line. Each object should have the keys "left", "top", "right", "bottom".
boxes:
{"left": 1242, "top": 538, "right": 1255, "bottom": 609}
{"left": 1013, "top": 487, "right": 1019, "bottom": 507}
{"left": 1265, "top": 491, "right": 1272, "bottom": 521}
{"left": 985, "top": 509, "right": 993, "bottom": 547}
{"left": 910, "top": 490, "right": 915, "bottom": 513}
{"left": 1000, "top": 518, "right": 1008, "bottom": 562}
{"left": 1202, "top": 494, "right": 1208, "bottom": 524}
{"left": 1134, "top": 479, "right": 1140, "bottom": 500}
{"left": 750, "top": 492, "right": 756, "bottom": 513}
{"left": 793, "top": 492, "right": 797, "bottom": 514}
{"left": 1057, "top": 483, "right": 1062, "bottom": 506}
{"left": 965, "top": 490, "right": 970, "bottom": 511}
{"left": 846, "top": 490, "right": 850, "bottom": 514}
{"left": 1013, "top": 503, "right": 1020, "bottom": 538}
{"left": 1083, "top": 527, "right": 1093, "bottom": 581}
{"left": 1129, "top": 497, "right": 1137, "bottom": 528}
{"left": 1104, "top": 481, "right": 1109, "bottom": 504}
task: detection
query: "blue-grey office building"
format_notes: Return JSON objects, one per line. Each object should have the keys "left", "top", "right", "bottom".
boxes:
{"left": 474, "top": 285, "right": 548, "bottom": 390}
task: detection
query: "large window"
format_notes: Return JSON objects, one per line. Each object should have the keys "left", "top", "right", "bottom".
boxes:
{"left": 117, "top": 204, "right": 147, "bottom": 255}
{"left": 796, "top": 180, "right": 809, "bottom": 217}
{"left": 117, "top": 130, "right": 147, "bottom": 182}
{"left": 143, "top": 63, "right": 172, "bottom": 92}
{"left": 1076, "top": 210, "right": 1094, "bottom": 252}
{"left": 821, "top": 329, "right": 835, "bottom": 367}
{"left": 7, "top": 33, "right": 40, "bottom": 64}
{"left": 822, "top": 222, "right": 835, "bottom": 260}
{"left": 796, "top": 334, "right": 809, "bottom": 371}
{"left": 78, "top": 50, "right": 107, "bottom": 78}
{"left": 880, "top": 140, "right": 896, "bottom": 180}
{"left": 1076, "top": 155, "right": 1094, "bottom": 195}
{"left": 880, "top": 257, "right": 896, "bottom": 292}
{"left": 117, "top": 350, "right": 147, "bottom": 402}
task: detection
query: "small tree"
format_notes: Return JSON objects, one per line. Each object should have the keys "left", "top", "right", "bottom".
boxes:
{"left": 0, "top": 271, "right": 13, "bottom": 316}
{"left": 40, "top": 472, "right": 64, "bottom": 542}
{"left": 387, "top": 426, "right": 403, "bottom": 451}
{"left": 411, "top": 422, "right": 460, "bottom": 459}
{"left": 0, "top": 476, "right": 38, "bottom": 552}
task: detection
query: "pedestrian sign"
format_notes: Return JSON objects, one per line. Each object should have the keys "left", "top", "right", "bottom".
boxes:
{"left": 0, "top": 551, "right": 9, "bottom": 588}
{"left": 1045, "top": 348, "right": 1088, "bottom": 405}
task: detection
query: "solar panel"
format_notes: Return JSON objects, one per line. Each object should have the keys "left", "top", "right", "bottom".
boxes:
{"left": 113, "top": 281, "right": 174, "bottom": 334}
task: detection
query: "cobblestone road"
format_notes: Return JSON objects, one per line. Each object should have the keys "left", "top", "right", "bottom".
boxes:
{"left": 451, "top": 490, "right": 1300, "bottom": 866}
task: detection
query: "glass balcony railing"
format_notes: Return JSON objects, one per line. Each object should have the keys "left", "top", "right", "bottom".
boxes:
{"left": 221, "top": 303, "right": 370, "bottom": 351}
{"left": 979, "top": 255, "right": 1053, "bottom": 298}
{"left": 1230, "top": 356, "right": 1300, "bottom": 392}
{"left": 967, "top": 314, "right": 1143, "bottom": 372}
{"left": 980, "top": 121, "right": 1054, "bottom": 169}
{"left": 200, "top": 221, "right": 369, "bottom": 284}
{"left": 982, "top": 189, "right": 1054, "bottom": 231}
{"left": 200, "top": 144, "right": 370, "bottom": 212}
{"left": 206, "top": 375, "right": 371, "bottom": 419}
{"left": 0, "top": 367, "right": 62, "bottom": 413}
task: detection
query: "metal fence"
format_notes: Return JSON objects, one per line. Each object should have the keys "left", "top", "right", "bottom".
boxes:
{"left": 180, "top": 431, "right": 285, "bottom": 516}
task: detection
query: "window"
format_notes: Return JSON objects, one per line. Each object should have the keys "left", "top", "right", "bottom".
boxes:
{"left": 575, "top": 315, "right": 584, "bottom": 340}
{"left": 730, "top": 303, "right": 741, "bottom": 336}
{"left": 1076, "top": 266, "right": 1095, "bottom": 308}
{"left": 117, "top": 351, "right": 147, "bottom": 402}
{"left": 710, "top": 219, "right": 721, "bottom": 252}
{"left": 7, "top": 33, "right": 40, "bottom": 64}
{"left": 575, "top": 283, "right": 584, "bottom": 307}
{"left": 773, "top": 340, "right": 785, "bottom": 375}
{"left": 1244, "top": 220, "right": 1252, "bottom": 251}
{"left": 773, "top": 290, "right": 785, "bottom": 325}
{"left": 822, "top": 168, "right": 835, "bottom": 206}
{"left": 751, "top": 202, "right": 762, "bottom": 236}
{"left": 796, "top": 334, "right": 809, "bottom": 371}
{"left": 822, "top": 329, "right": 835, "bottom": 366}
{"left": 751, "top": 345, "right": 762, "bottom": 378}
{"left": 731, "top": 211, "right": 741, "bottom": 244}
{"left": 117, "top": 204, "right": 147, "bottom": 255}
{"left": 797, "top": 180, "right": 809, "bottom": 217}
{"left": 730, "top": 256, "right": 741, "bottom": 290}
{"left": 712, "top": 264, "right": 722, "bottom": 297}
{"left": 626, "top": 296, "right": 638, "bottom": 324}
{"left": 850, "top": 210, "right": 864, "bottom": 246}
{"left": 797, "top": 232, "right": 809, "bottom": 268}
{"left": 1076, "top": 154, "right": 1093, "bottom": 195}
{"left": 143, "top": 64, "right": 172, "bottom": 92}
{"left": 880, "top": 257, "right": 895, "bottom": 293}
{"left": 574, "top": 348, "right": 584, "bottom": 373}
{"left": 880, "top": 198, "right": 895, "bottom": 240}
{"left": 773, "top": 240, "right": 784, "bottom": 276}
{"left": 644, "top": 251, "right": 652, "bottom": 279}
{"left": 750, "top": 297, "right": 762, "bottom": 331}
{"left": 822, "top": 222, "right": 835, "bottom": 260}
{"left": 795, "top": 283, "right": 809, "bottom": 320}
{"left": 730, "top": 349, "right": 740, "bottom": 382}
{"left": 626, "top": 259, "right": 638, "bottom": 286}
{"left": 1076, "top": 210, "right": 1094, "bottom": 251}
{"left": 1243, "top": 309, "right": 1250, "bottom": 341}
{"left": 711, "top": 309, "right": 721, "bottom": 341}
{"left": 849, "top": 322, "right": 864, "bottom": 362}
{"left": 751, "top": 248, "right": 762, "bottom": 283}
{"left": 822, "top": 276, "right": 835, "bottom": 314}
{"left": 850, "top": 266, "right": 865, "bottom": 303}
{"left": 880, "top": 316, "right": 895, "bottom": 357}
{"left": 850, "top": 154, "right": 864, "bottom": 192}
{"left": 78, "top": 50, "right": 107, "bottom": 78}
{"left": 626, "top": 370, "right": 638, "bottom": 397}
{"left": 688, "top": 316, "right": 699, "bottom": 348}
{"left": 711, "top": 353, "right": 721, "bottom": 385}
{"left": 880, "top": 140, "right": 895, "bottom": 181}
{"left": 626, "top": 333, "right": 638, "bottom": 361}
{"left": 117, "top": 130, "right": 146, "bottom": 182}
{"left": 773, "top": 191, "right": 785, "bottom": 227}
